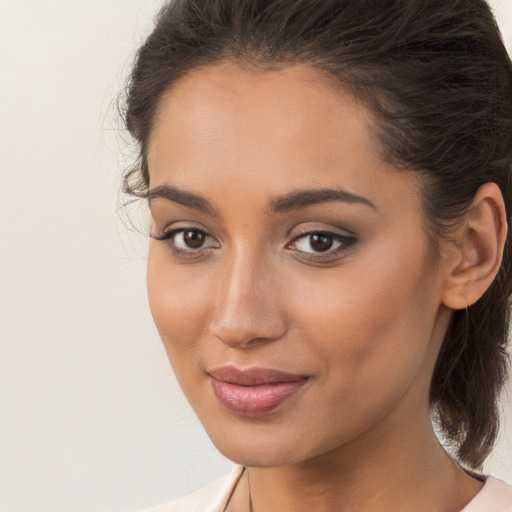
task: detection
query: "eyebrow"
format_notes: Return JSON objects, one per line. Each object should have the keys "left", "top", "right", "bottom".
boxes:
{"left": 147, "top": 183, "right": 376, "bottom": 215}
{"left": 148, "top": 184, "right": 217, "bottom": 215}
{"left": 269, "top": 188, "right": 377, "bottom": 213}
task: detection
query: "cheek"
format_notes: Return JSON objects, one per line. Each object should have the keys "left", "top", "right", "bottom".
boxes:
{"left": 288, "top": 244, "right": 439, "bottom": 399}
{"left": 146, "top": 244, "right": 212, "bottom": 362}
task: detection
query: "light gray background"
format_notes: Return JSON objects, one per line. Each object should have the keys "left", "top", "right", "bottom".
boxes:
{"left": 0, "top": 1, "right": 511, "bottom": 511}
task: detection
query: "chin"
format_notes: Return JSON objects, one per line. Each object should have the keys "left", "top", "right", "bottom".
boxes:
{"left": 215, "top": 441, "right": 305, "bottom": 468}
{"left": 202, "top": 418, "right": 319, "bottom": 468}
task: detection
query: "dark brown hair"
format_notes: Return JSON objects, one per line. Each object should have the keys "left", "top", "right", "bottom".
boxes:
{"left": 122, "top": 0, "right": 512, "bottom": 468}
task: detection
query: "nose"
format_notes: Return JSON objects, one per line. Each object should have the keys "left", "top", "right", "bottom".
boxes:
{"left": 209, "top": 251, "right": 288, "bottom": 349}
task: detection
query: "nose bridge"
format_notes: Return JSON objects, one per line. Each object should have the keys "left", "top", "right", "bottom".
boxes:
{"left": 210, "top": 243, "right": 285, "bottom": 347}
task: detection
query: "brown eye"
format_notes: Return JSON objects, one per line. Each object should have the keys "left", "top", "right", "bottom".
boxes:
{"left": 183, "top": 229, "right": 206, "bottom": 248}
{"left": 289, "top": 230, "right": 356, "bottom": 257}
{"left": 150, "top": 227, "right": 220, "bottom": 259}
{"left": 309, "top": 234, "right": 333, "bottom": 252}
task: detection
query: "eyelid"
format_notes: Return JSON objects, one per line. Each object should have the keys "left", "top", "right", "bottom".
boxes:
{"left": 151, "top": 223, "right": 357, "bottom": 262}
{"left": 288, "top": 229, "right": 356, "bottom": 248}
{"left": 290, "top": 224, "right": 356, "bottom": 239}
{"left": 151, "top": 219, "right": 215, "bottom": 239}
{"left": 151, "top": 226, "right": 220, "bottom": 259}
{"left": 151, "top": 227, "right": 217, "bottom": 242}
{"left": 286, "top": 226, "right": 358, "bottom": 260}
{"left": 151, "top": 226, "right": 209, "bottom": 240}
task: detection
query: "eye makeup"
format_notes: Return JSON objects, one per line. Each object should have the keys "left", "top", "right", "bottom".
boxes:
{"left": 151, "top": 224, "right": 358, "bottom": 263}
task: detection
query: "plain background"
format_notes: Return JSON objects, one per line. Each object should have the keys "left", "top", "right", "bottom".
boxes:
{"left": 0, "top": 1, "right": 511, "bottom": 511}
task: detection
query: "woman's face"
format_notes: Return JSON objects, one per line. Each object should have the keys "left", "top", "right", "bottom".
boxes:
{"left": 146, "top": 63, "right": 452, "bottom": 467}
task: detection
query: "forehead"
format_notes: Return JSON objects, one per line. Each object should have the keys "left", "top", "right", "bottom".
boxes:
{"left": 147, "top": 62, "right": 421, "bottom": 216}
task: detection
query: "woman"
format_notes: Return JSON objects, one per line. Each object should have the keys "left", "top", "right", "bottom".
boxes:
{"left": 122, "top": 0, "right": 512, "bottom": 510}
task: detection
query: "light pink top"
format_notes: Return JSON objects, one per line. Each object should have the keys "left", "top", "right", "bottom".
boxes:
{"left": 146, "top": 466, "right": 512, "bottom": 512}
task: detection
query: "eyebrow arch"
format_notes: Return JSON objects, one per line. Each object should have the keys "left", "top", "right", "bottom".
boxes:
{"left": 147, "top": 183, "right": 377, "bottom": 216}
{"left": 269, "top": 188, "right": 377, "bottom": 213}
{"left": 148, "top": 184, "right": 217, "bottom": 216}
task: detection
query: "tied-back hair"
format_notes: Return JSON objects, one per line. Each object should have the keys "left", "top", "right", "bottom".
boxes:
{"left": 122, "top": 0, "right": 512, "bottom": 468}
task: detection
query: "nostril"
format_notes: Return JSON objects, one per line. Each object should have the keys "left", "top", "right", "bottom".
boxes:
{"left": 209, "top": 320, "right": 260, "bottom": 349}
{"left": 210, "top": 259, "right": 287, "bottom": 347}
{"left": 209, "top": 309, "right": 288, "bottom": 349}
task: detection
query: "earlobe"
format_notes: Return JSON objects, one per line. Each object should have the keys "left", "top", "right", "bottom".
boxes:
{"left": 441, "top": 182, "right": 507, "bottom": 310}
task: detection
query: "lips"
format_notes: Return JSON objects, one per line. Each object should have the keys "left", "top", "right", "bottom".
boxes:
{"left": 208, "top": 366, "right": 310, "bottom": 417}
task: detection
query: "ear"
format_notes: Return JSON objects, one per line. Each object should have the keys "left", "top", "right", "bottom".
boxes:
{"left": 441, "top": 182, "right": 508, "bottom": 310}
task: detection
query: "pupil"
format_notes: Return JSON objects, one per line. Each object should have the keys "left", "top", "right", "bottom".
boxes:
{"left": 184, "top": 230, "right": 205, "bottom": 248}
{"left": 310, "top": 234, "right": 333, "bottom": 252}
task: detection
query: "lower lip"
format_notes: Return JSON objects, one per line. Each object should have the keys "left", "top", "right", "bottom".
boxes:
{"left": 209, "top": 377, "right": 309, "bottom": 417}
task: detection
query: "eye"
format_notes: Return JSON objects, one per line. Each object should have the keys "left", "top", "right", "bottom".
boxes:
{"left": 151, "top": 227, "right": 219, "bottom": 256}
{"left": 288, "top": 230, "right": 356, "bottom": 257}
{"left": 175, "top": 229, "right": 209, "bottom": 249}
{"left": 295, "top": 233, "right": 335, "bottom": 253}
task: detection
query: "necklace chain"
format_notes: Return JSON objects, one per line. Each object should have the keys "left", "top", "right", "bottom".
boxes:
{"left": 247, "top": 468, "right": 254, "bottom": 512}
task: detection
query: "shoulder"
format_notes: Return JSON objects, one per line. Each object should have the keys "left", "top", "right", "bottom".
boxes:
{"left": 145, "top": 466, "right": 245, "bottom": 512}
{"left": 462, "top": 476, "right": 512, "bottom": 512}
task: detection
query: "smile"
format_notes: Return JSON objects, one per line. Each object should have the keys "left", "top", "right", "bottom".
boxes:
{"left": 207, "top": 366, "right": 310, "bottom": 417}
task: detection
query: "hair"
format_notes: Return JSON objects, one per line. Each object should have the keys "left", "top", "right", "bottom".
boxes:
{"left": 121, "top": 0, "right": 512, "bottom": 468}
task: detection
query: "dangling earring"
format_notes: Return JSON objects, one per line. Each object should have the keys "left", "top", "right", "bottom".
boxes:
{"left": 464, "top": 301, "right": 470, "bottom": 350}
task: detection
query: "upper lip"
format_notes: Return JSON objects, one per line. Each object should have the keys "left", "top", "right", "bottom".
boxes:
{"left": 207, "top": 366, "right": 310, "bottom": 386}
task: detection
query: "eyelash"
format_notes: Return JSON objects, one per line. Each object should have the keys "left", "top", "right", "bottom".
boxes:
{"left": 151, "top": 228, "right": 218, "bottom": 259}
{"left": 151, "top": 227, "right": 357, "bottom": 261}
{"left": 287, "top": 229, "right": 357, "bottom": 261}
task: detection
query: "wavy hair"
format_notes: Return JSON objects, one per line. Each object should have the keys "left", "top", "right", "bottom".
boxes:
{"left": 121, "top": 0, "right": 512, "bottom": 468}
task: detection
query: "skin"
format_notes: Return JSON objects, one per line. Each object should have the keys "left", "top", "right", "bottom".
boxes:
{"left": 146, "top": 62, "right": 507, "bottom": 511}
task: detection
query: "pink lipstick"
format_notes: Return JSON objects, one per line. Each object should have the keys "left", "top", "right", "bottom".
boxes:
{"left": 208, "top": 366, "right": 310, "bottom": 417}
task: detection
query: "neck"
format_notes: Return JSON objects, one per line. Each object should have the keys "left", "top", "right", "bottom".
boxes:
{"left": 239, "top": 414, "right": 483, "bottom": 512}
